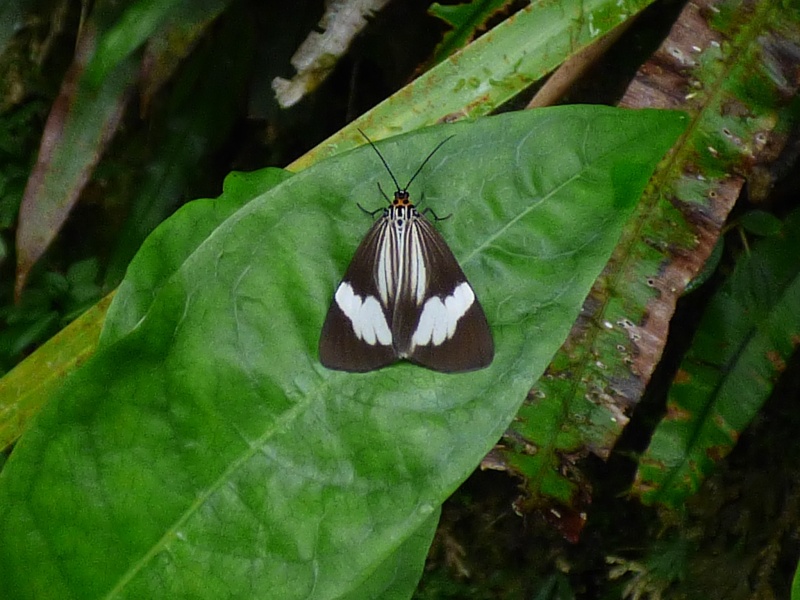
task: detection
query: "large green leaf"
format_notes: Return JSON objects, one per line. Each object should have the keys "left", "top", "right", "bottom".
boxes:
{"left": 0, "top": 106, "right": 684, "bottom": 598}
{"left": 343, "top": 509, "right": 439, "bottom": 600}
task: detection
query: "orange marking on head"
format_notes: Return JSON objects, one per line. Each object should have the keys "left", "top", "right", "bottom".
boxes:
{"left": 394, "top": 191, "right": 411, "bottom": 206}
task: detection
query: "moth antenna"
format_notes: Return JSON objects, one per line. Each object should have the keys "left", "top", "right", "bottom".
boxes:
{"left": 403, "top": 135, "right": 455, "bottom": 191}
{"left": 358, "top": 128, "right": 455, "bottom": 192}
{"left": 358, "top": 129, "right": 402, "bottom": 192}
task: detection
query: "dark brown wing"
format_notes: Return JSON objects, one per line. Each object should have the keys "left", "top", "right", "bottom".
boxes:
{"left": 393, "top": 218, "right": 493, "bottom": 373}
{"left": 319, "top": 218, "right": 398, "bottom": 372}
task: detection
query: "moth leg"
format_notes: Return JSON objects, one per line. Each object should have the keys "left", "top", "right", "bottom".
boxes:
{"left": 376, "top": 182, "right": 391, "bottom": 202}
{"left": 421, "top": 206, "right": 452, "bottom": 221}
{"left": 357, "top": 202, "right": 385, "bottom": 218}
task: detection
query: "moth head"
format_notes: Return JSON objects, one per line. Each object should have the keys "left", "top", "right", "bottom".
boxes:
{"left": 393, "top": 190, "right": 412, "bottom": 206}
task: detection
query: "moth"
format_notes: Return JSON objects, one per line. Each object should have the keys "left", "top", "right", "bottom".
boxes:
{"left": 319, "top": 131, "right": 494, "bottom": 373}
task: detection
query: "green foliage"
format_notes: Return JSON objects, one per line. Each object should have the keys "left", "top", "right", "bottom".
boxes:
{"left": 100, "top": 168, "right": 292, "bottom": 346}
{"left": 427, "top": 0, "right": 514, "bottom": 66}
{"left": 608, "top": 537, "right": 691, "bottom": 598}
{"left": 634, "top": 208, "right": 800, "bottom": 506}
{"left": 102, "top": 0, "right": 253, "bottom": 287}
{"left": 737, "top": 210, "right": 783, "bottom": 237}
{"left": 0, "top": 259, "right": 103, "bottom": 374}
{"left": 0, "top": 0, "right": 255, "bottom": 371}
{"left": 0, "top": 107, "right": 683, "bottom": 598}
{"left": 793, "top": 559, "right": 800, "bottom": 600}
{"left": 0, "top": 101, "right": 52, "bottom": 373}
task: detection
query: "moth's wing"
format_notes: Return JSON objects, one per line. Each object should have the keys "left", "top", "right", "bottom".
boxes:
{"left": 394, "top": 218, "right": 494, "bottom": 373}
{"left": 319, "top": 219, "right": 398, "bottom": 372}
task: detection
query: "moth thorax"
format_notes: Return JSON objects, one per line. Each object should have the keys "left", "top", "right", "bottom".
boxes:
{"left": 392, "top": 205, "right": 411, "bottom": 220}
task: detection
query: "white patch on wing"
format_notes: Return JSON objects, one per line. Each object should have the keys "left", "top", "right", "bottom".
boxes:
{"left": 411, "top": 282, "right": 475, "bottom": 348}
{"left": 375, "top": 208, "right": 429, "bottom": 309}
{"left": 376, "top": 223, "right": 393, "bottom": 306}
{"left": 335, "top": 282, "right": 392, "bottom": 346}
{"left": 410, "top": 223, "right": 427, "bottom": 305}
